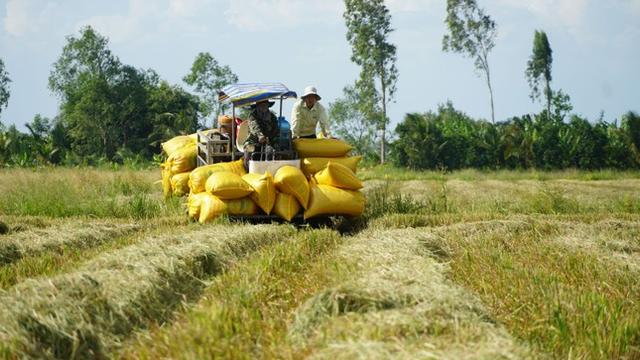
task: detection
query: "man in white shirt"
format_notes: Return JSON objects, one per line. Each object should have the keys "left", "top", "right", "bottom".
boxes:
{"left": 291, "top": 86, "right": 331, "bottom": 139}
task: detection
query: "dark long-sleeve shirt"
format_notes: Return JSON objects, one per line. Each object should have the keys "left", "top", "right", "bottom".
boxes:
{"left": 244, "top": 109, "right": 279, "bottom": 149}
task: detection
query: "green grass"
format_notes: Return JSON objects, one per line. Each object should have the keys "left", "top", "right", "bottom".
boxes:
{"left": 360, "top": 164, "right": 640, "bottom": 181}
{"left": 0, "top": 168, "right": 182, "bottom": 218}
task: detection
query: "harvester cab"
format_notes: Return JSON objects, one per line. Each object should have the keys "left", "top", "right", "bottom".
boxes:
{"left": 196, "top": 82, "right": 298, "bottom": 167}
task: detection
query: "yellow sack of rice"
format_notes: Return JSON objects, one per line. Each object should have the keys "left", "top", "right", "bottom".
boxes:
{"left": 162, "top": 135, "right": 195, "bottom": 157}
{"left": 273, "top": 192, "right": 301, "bottom": 222}
{"left": 304, "top": 184, "right": 365, "bottom": 219}
{"left": 223, "top": 158, "right": 248, "bottom": 176}
{"left": 302, "top": 155, "right": 362, "bottom": 176}
{"left": 188, "top": 192, "right": 209, "bottom": 220}
{"left": 168, "top": 145, "right": 197, "bottom": 174}
{"left": 225, "top": 197, "right": 258, "bottom": 216}
{"left": 242, "top": 172, "right": 276, "bottom": 214}
{"left": 205, "top": 171, "right": 253, "bottom": 199}
{"left": 189, "top": 159, "right": 247, "bottom": 194}
{"left": 199, "top": 195, "right": 258, "bottom": 223}
{"left": 274, "top": 166, "right": 310, "bottom": 209}
{"left": 199, "top": 194, "right": 227, "bottom": 223}
{"left": 314, "top": 162, "right": 363, "bottom": 190}
{"left": 170, "top": 172, "right": 191, "bottom": 197}
{"left": 161, "top": 162, "right": 172, "bottom": 199}
{"left": 293, "top": 138, "right": 352, "bottom": 158}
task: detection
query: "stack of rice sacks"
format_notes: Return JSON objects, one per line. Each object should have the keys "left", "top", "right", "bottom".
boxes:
{"left": 186, "top": 159, "right": 262, "bottom": 223}
{"left": 161, "top": 134, "right": 365, "bottom": 223}
{"left": 188, "top": 159, "right": 312, "bottom": 223}
{"left": 293, "top": 138, "right": 365, "bottom": 220}
{"left": 161, "top": 135, "right": 198, "bottom": 198}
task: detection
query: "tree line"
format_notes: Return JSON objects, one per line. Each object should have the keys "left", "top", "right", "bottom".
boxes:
{"left": 391, "top": 103, "right": 640, "bottom": 170}
{"left": 0, "top": 26, "right": 236, "bottom": 167}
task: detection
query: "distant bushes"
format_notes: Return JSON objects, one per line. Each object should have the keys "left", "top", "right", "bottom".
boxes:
{"left": 391, "top": 102, "right": 640, "bottom": 170}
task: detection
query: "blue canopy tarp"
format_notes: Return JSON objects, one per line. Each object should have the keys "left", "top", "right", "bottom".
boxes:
{"left": 218, "top": 83, "right": 297, "bottom": 107}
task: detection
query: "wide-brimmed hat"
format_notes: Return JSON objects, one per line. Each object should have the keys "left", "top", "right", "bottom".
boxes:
{"left": 301, "top": 86, "right": 321, "bottom": 100}
{"left": 250, "top": 99, "right": 275, "bottom": 108}
{"left": 218, "top": 114, "right": 233, "bottom": 127}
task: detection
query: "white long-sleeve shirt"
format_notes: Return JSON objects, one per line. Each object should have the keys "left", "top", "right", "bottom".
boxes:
{"left": 290, "top": 99, "right": 331, "bottom": 138}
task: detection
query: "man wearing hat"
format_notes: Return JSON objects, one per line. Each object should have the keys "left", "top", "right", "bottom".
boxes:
{"left": 243, "top": 99, "right": 279, "bottom": 167}
{"left": 209, "top": 114, "right": 232, "bottom": 152}
{"left": 217, "top": 114, "right": 233, "bottom": 135}
{"left": 291, "top": 86, "right": 331, "bottom": 139}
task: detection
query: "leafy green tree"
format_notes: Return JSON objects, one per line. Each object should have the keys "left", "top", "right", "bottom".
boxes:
{"left": 563, "top": 115, "right": 607, "bottom": 169}
{"left": 500, "top": 115, "right": 537, "bottom": 168}
{"left": 526, "top": 30, "right": 553, "bottom": 115}
{"left": 49, "top": 26, "right": 120, "bottom": 97}
{"left": 183, "top": 52, "right": 238, "bottom": 125}
{"left": 606, "top": 123, "right": 633, "bottom": 169}
{"left": 532, "top": 113, "right": 565, "bottom": 169}
{"left": 392, "top": 102, "right": 485, "bottom": 170}
{"left": 148, "top": 81, "right": 200, "bottom": 151}
{"left": 443, "top": 0, "right": 497, "bottom": 123}
{"left": 621, "top": 111, "right": 640, "bottom": 165}
{"left": 49, "top": 26, "right": 196, "bottom": 161}
{"left": 344, "top": 0, "right": 398, "bottom": 164}
{"left": 0, "top": 122, "right": 11, "bottom": 164}
{"left": 550, "top": 89, "right": 573, "bottom": 121}
{"left": 392, "top": 112, "right": 445, "bottom": 169}
{"left": 329, "top": 84, "right": 379, "bottom": 162}
{"left": 49, "top": 26, "right": 124, "bottom": 158}
{"left": 0, "top": 58, "right": 10, "bottom": 116}
{"left": 24, "top": 114, "right": 63, "bottom": 164}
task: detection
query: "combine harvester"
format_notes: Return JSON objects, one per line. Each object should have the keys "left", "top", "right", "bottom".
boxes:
{"left": 164, "top": 82, "right": 365, "bottom": 225}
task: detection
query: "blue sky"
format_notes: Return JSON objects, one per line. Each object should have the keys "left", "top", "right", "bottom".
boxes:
{"left": 1, "top": 0, "right": 639, "bottom": 131}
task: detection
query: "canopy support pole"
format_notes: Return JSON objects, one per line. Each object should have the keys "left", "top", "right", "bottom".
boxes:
{"left": 231, "top": 105, "right": 236, "bottom": 161}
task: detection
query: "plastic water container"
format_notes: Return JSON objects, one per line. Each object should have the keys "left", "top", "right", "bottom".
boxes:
{"left": 278, "top": 116, "right": 291, "bottom": 149}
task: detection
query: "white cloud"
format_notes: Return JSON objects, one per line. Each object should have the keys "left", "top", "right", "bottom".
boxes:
{"left": 169, "top": 0, "right": 213, "bottom": 17}
{"left": 3, "top": 0, "right": 32, "bottom": 35}
{"left": 224, "top": 0, "right": 343, "bottom": 31}
{"left": 76, "top": 0, "right": 211, "bottom": 44}
{"left": 76, "top": 0, "right": 159, "bottom": 43}
{"left": 386, "top": 0, "right": 439, "bottom": 13}
{"left": 223, "top": 0, "right": 435, "bottom": 32}
{"left": 3, "top": 0, "right": 59, "bottom": 36}
{"left": 78, "top": 13, "right": 139, "bottom": 44}
{"left": 628, "top": 0, "right": 640, "bottom": 13}
{"left": 495, "top": 0, "right": 589, "bottom": 34}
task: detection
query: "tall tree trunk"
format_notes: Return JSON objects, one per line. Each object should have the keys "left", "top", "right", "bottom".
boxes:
{"left": 380, "top": 76, "right": 387, "bottom": 164}
{"left": 484, "top": 62, "right": 495, "bottom": 124}
{"left": 545, "top": 78, "right": 551, "bottom": 116}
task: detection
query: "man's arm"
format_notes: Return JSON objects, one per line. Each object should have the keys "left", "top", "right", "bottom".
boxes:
{"left": 290, "top": 101, "right": 303, "bottom": 138}
{"left": 318, "top": 103, "right": 331, "bottom": 138}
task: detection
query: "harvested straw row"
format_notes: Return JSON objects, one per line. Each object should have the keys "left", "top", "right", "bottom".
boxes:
{"left": 425, "top": 215, "right": 640, "bottom": 271}
{"left": 289, "top": 228, "right": 532, "bottom": 358}
{"left": 427, "top": 217, "right": 640, "bottom": 358}
{"left": 0, "top": 224, "right": 295, "bottom": 358}
{"left": 0, "top": 219, "right": 142, "bottom": 266}
{"left": 0, "top": 216, "right": 60, "bottom": 235}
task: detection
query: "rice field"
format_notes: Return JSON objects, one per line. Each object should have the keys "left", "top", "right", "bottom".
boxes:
{"left": 1, "top": 167, "right": 639, "bottom": 359}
